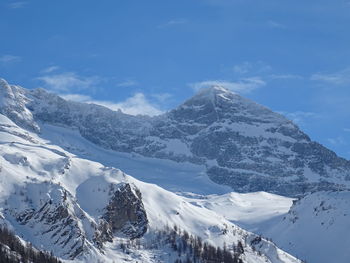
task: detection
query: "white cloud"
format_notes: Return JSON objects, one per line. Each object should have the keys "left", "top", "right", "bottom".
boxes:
{"left": 38, "top": 72, "right": 161, "bottom": 115}
{"left": 0, "top": 55, "right": 21, "bottom": 64}
{"left": 311, "top": 68, "right": 350, "bottom": 85}
{"left": 190, "top": 78, "right": 266, "bottom": 94}
{"left": 37, "top": 72, "right": 99, "bottom": 92}
{"left": 8, "top": 1, "right": 26, "bottom": 9}
{"left": 61, "top": 93, "right": 162, "bottom": 116}
{"left": 158, "top": 18, "right": 187, "bottom": 28}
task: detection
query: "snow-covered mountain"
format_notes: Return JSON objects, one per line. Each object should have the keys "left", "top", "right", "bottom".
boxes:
{"left": 1, "top": 77, "right": 349, "bottom": 262}
{"left": 0, "top": 81, "right": 300, "bottom": 263}
{"left": 0, "top": 103, "right": 301, "bottom": 262}
{"left": 1, "top": 78, "right": 349, "bottom": 197}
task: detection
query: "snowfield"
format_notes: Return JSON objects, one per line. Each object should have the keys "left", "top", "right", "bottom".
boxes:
{"left": 259, "top": 190, "right": 350, "bottom": 263}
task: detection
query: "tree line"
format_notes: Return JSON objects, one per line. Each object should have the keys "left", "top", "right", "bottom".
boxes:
{"left": 0, "top": 226, "right": 61, "bottom": 263}
{"left": 119, "top": 225, "right": 245, "bottom": 263}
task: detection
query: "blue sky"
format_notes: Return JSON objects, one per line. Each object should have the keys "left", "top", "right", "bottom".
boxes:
{"left": 1, "top": 0, "right": 350, "bottom": 158}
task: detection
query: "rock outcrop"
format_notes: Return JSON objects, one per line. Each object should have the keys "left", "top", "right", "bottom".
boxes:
{"left": 3, "top": 180, "right": 148, "bottom": 259}
{"left": 103, "top": 183, "right": 148, "bottom": 239}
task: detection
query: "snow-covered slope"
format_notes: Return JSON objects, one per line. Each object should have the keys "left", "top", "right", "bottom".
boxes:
{"left": 188, "top": 192, "right": 293, "bottom": 232}
{"left": 1, "top": 78, "right": 349, "bottom": 197}
{"left": 259, "top": 191, "right": 350, "bottom": 263}
{"left": 0, "top": 113, "right": 301, "bottom": 262}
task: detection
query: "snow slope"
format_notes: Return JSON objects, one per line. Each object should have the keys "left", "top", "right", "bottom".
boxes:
{"left": 258, "top": 191, "right": 350, "bottom": 263}
{"left": 187, "top": 192, "right": 293, "bottom": 232}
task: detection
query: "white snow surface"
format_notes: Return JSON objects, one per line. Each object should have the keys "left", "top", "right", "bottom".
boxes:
{"left": 258, "top": 191, "right": 350, "bottom": 263}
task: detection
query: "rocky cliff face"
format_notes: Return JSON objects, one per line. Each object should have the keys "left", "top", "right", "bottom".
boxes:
{"left": 2, "top": 180, "right": 148, "bottom": 259}
{"left": 103, "top": 183, "right": 148, "bottom": 239}
{"left": 4, "top": 182, "right": 95, "bottom": 259}
{"left": 1, "top": 78, "right": 350, "bottom": 197}
{"left": 155, "top": 87, "right": 350, "bottom": 196}
{"left": 0, "top": 79, "right": 39, "bottom": 132}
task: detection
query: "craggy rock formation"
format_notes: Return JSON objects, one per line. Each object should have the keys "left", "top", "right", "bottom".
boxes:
{"left": 103, "top": 183, "right": 148, "bottom": 239}
{"left": 3, "top": 181, "right": 148, "bottom": 259}
{"left": 4, "top": 182, "right": 95, "bottom": 259}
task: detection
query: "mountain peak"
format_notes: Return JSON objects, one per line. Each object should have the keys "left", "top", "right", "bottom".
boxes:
{"left": 178, "top": 84, "right": 287, "bottom": 123}
{"left": 0, "top": 77, "right": 39, "bottom": 132}
{"left": 192, "top": 86, "right": 233, "bottom": 101}
{"left": 197, "top": 85, "right": 232, "bottom": 94}
{"left": 0, "top": 78, "right": 10, "bottom": 89}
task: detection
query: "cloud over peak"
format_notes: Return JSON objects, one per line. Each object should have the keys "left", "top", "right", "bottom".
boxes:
{"left": 190, "top": 78, "right": 266, "bottom": 94}
{"left": 37, "top": 72, "right": 100, "bottom": 92}
{"left": 61, "top": 92, "right": 163, "bottom": 117}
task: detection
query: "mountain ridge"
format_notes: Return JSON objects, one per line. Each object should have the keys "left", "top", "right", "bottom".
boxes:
{"left": 1, "top": 78, "right": 349, "bottom": 197}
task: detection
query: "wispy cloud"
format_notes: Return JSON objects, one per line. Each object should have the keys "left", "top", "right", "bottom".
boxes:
{"left": 152, "top": 93, "right": 172, "bottom": 103}
{"left": 278, "top": 111, "right": 318, "bottom": 125}
{"left": 344, "top": 128, "right": 350, "bottom": 132}
{"left": 37, "top": 72, "right": 100, "bottom": 92}
{"left": 190, "top": 78, "right": 266, "bottom": 94}
{"left": 327, "top": 136, "right": 347, "bottom": 146}
{"left": 116, "top": 80, "right": 138, "bottom": 87}
{"left": 267, "top": 20, "right": 287, "bottom": 29}
{"left": 311, "top": 68, "right": 350, "bottom": 86}
{"left": 232, "top": 61, "right": 272, "bottom": 75}
{"left": 233, "top": 62, "right": 252, "bottom": 75}
{"left": 0, "top": 55, "right": 21, "bottom": 64}
{"left": 158, "top": 18, "right": 187, "bottom": 28}
{"left": 269, "top": 74, "right": 303, "bottom": 80}
{"left": 8, "top": 1, "right": 26, "bottom": 9}
{"left": 41, "top": 66, "right": 60, "bottom": 74}
{"left": 61, "top": 93, "right": 163, "bottom": 116}
{"left": 59, "top": 94, "right": 91, "bottom": 102}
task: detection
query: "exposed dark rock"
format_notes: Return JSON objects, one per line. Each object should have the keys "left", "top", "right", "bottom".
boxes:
{"left": 103, "top": 183, "right": 148, "bottom": 239}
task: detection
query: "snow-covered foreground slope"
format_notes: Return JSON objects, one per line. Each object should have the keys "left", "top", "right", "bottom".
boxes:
{"left": 188, "top": 192, "right": 293, "bottom": 232}
{"left": 257, "top": 191, "right": 350, "bottom": 263}
{"left": 0, "top": 113, "right": 301, "bottom": 262}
